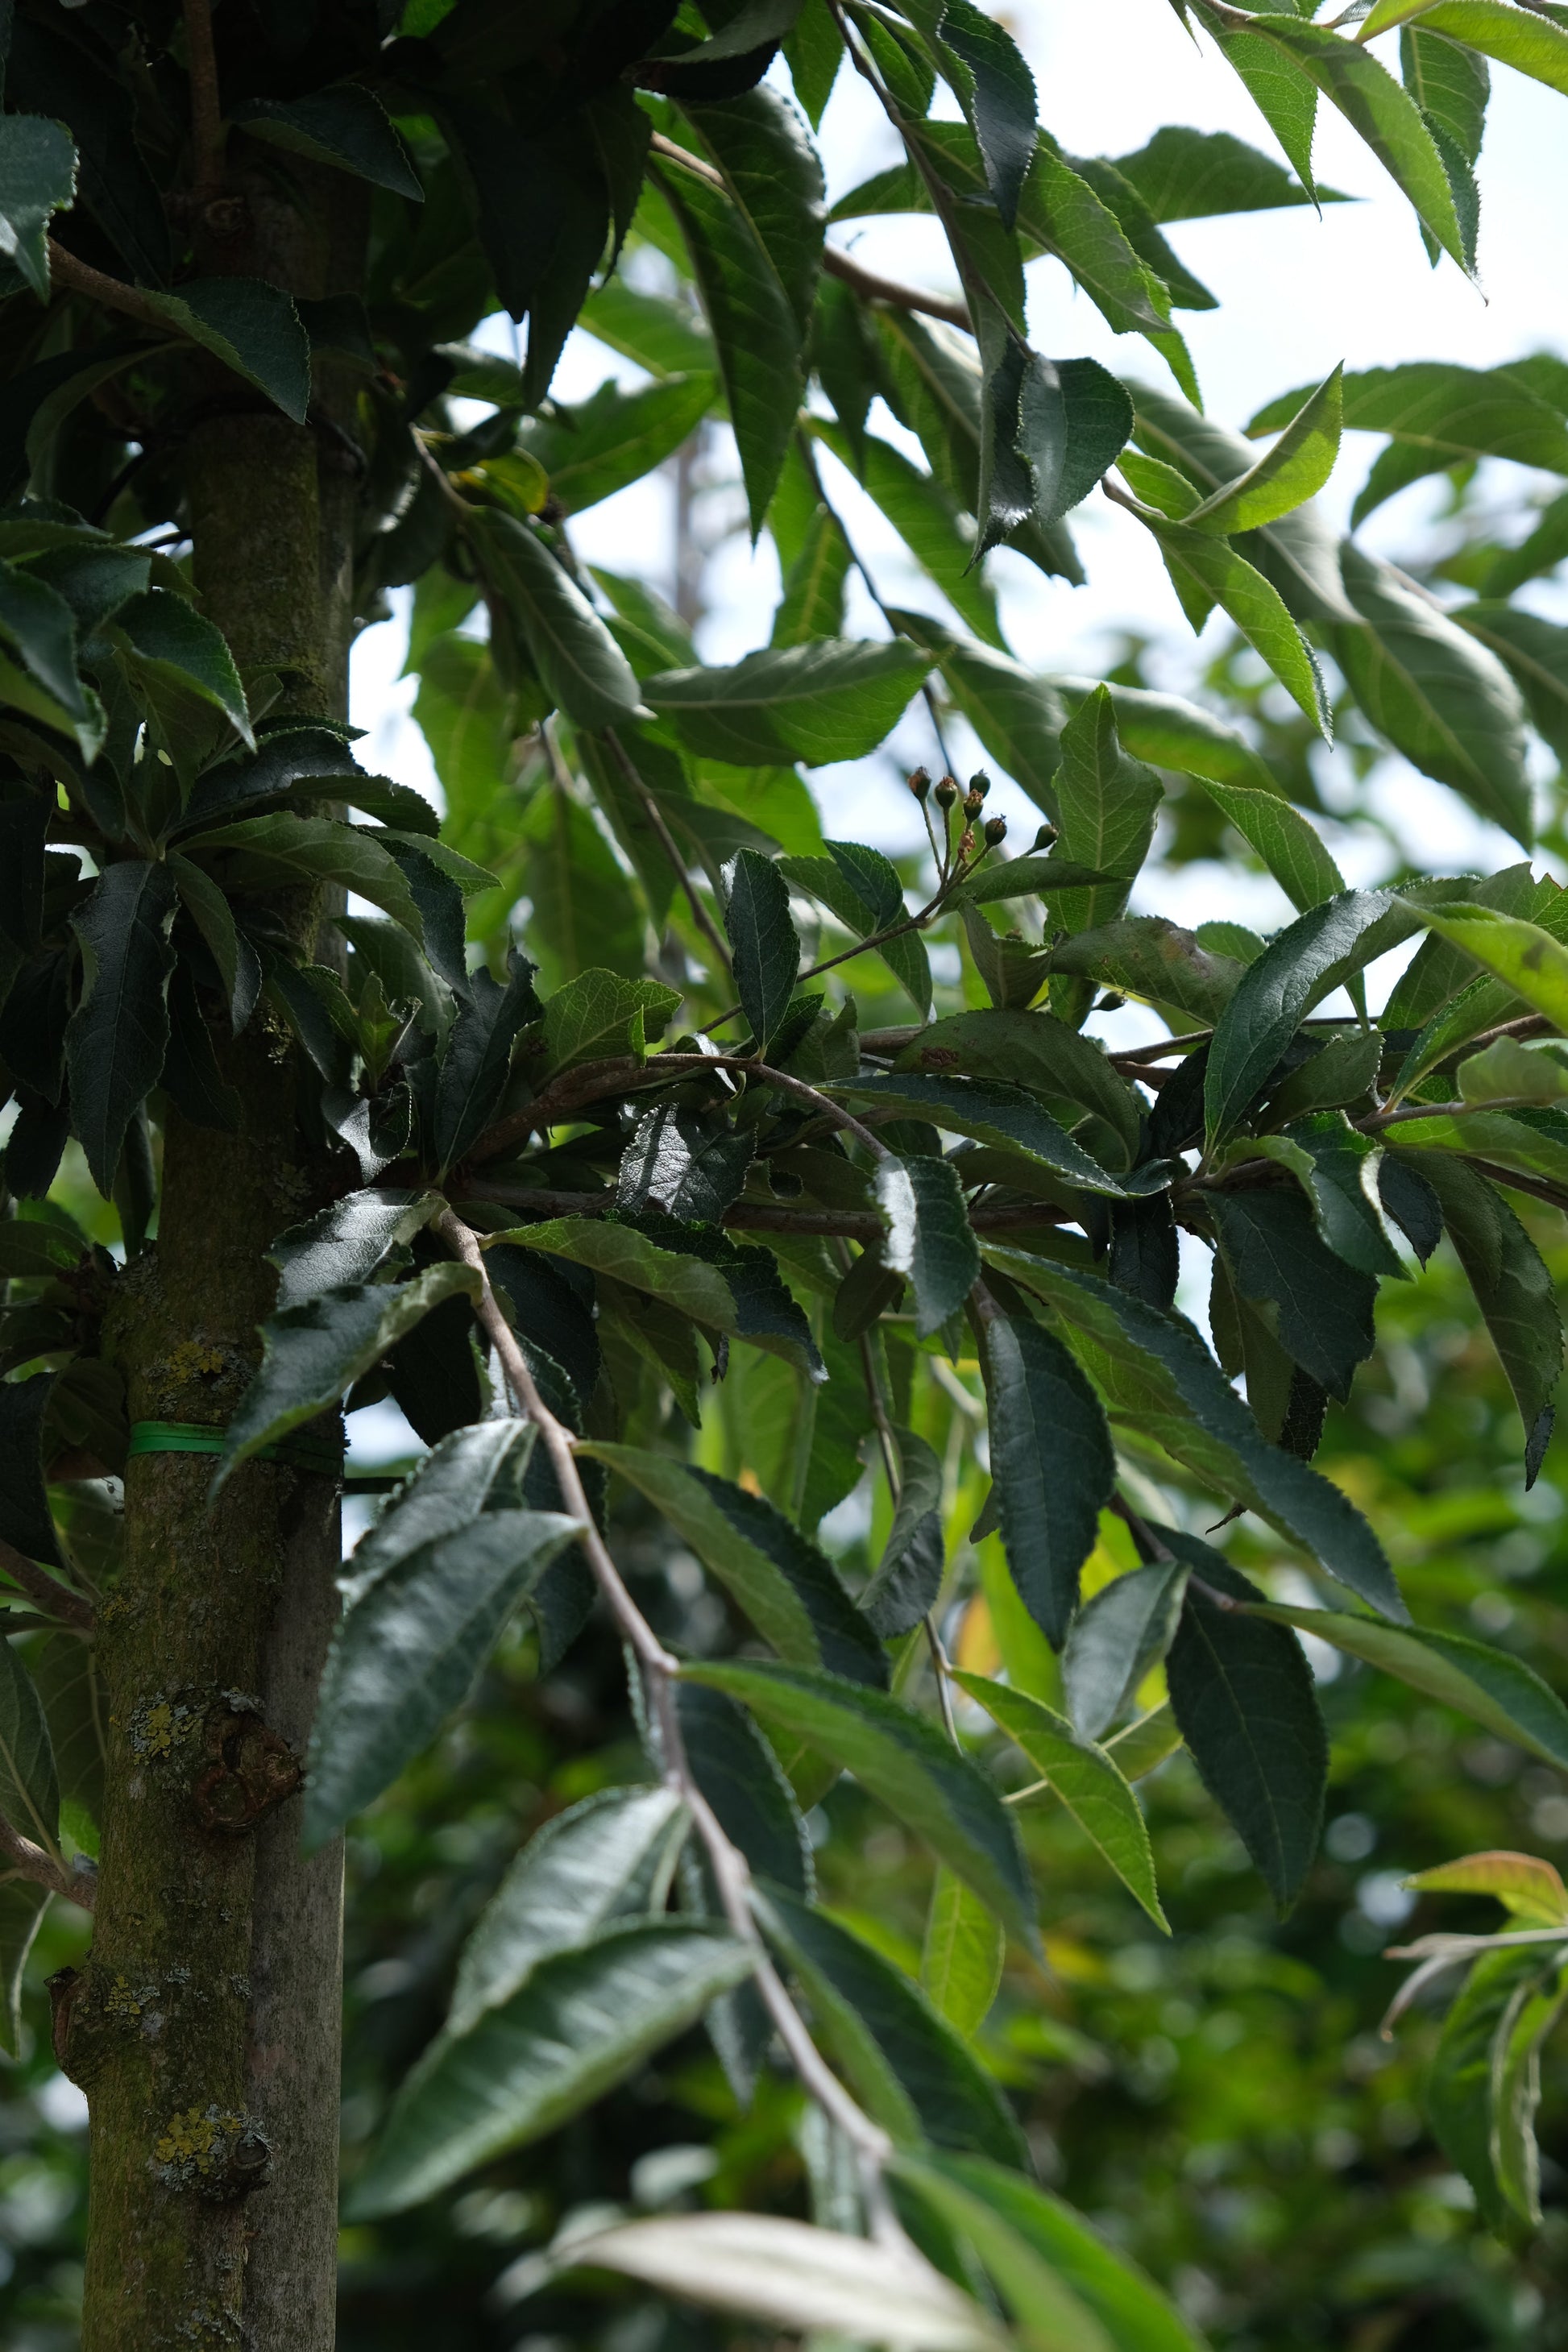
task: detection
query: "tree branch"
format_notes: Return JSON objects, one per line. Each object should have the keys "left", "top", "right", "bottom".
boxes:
{"left": 0, "top": 1537, "right": 94, "bottom": 1632}
{"left": 0, "top": 1810, "right": 95, "bottom": 1910}
{"left": 457, "top": 1180, "right": 1074, "bottom": 1240}
{"left": 47, "top": 241, "right": 172, "bottom": 334}
{"left": 433, "top": 1209, "right": 896, "bottom": 2197}
{"left": 184, "top": 0, "right": 226, "bottom": 209}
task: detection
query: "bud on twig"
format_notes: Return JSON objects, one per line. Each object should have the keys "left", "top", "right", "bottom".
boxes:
{"left": 969, "top": 770, "right": 991, "bottom": 802}
{"left": 907, "top": 766, "right": 931, "bottom": 800}
{"left": 984, "top": 815, "right": 1007, "bottom": 846}
{"left": 958, "top": 828, "right": 975, "bottom": 860}
{"left": 963, "top": 789, "right": 985, "bottom": 820}
{"left": 1031, "top": 823, "right": 1057, "bottom": 850}
{"left": 934, "top": 774, "right": 958, "bottom": 810}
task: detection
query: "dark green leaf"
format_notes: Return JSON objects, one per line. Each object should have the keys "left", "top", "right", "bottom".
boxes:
{"left": 877, "top": 1152, "right": 979, "bottom": 1338}
{"left": 858, "top": 1425, "right": 946, "bottom": 1639}
{"left": 305, "top": 1446, "right": 579, "bottom": 1847}
{"left": 1164, "top": 1536, "right": 1326, "bottom": 1913}
{"left": 894, "top": 1010, "right": 1142, "bottom": 1165}
{"left": 0, "top": 1375, "right": 60, "bottom": 1570}
{"left": 65, "top": 861, "right": 177, "bottom": 1196}
{"left": 1109, "top": 125, "right": 1339, "bottom": 220}
{"left": 231, "top": 85, "right": 421, "bottom": 197}
{"left": 755, "top": 1883, "right": 1028, "bottom": 2164}
{"left": 467, "top": 509, "right": 646, "bottom": 730}
{"left": 1048, "top": 685, "right": 1162, "bottom": 931}
{"left": 214, "top": 1264, "right": 480, "bottom": 1492}
{"left": 1452, "top": 600, "right": 1568, "bottom": 764}
{"left": 1403, "top": 1152, "right": 1562, "bottom": 1476}
{"left": 647, "top": 637, "right": 933, "bottom": 765}
{"left": 110, "top": 588, "right": 253, "bottom": 768}
{"left": 347, "top": 1921, "right": 753, "bottom": 2218}
{"left": 582, "top": 1445, "right": 886, "bottom": 1685}
{"left": 682, "top": 1657, "right": 1040, "bottom": 1951}
{"left": 267, "top": 1189, "right": 445, "bottom": 1313}
{"left": 1063, "top": 1559, "right": 1191, "bottom": 1744}
{"left": 675, "top": 1682, "right": 813, "bottom": 1896}
{"left": 450, "top": 1785, "right": 689, "bottom": 2036}
{"left": 978, "top": 1301, "right": 1114, "bottom": 1650}
{"left": 834, "top": 1072, "right": 1171, "bottom": 1198}
{"left": 659, "top": 91, "right": 823, "bottom": 533}
{"left": 617, "top": 1104, "right": 753, "bottom": 1222}
{"left": 140, "top": 278, "right": 311, "bottom": 423}
{"left": 1205, "top": 889, "right": 1395, "bottom": 1143}
{"left": 1209, "top": 1189, "right": 1378, "bottom": 1400}
{"left": 725, "top": 846, "right": 800, "bottom": 1052}
{"left": 981, "top": 1246, "right": 1406, "bottom": 1619}
{"left": 433, "top": 952, "right": 541, "bottom": 1172}
{"left": 182, "top": 813, "right": 424, "bottom": 936}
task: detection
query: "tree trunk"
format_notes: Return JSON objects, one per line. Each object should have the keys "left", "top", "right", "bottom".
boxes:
{"left": 69, "top": 158, "right": 364, "bottom": 2352}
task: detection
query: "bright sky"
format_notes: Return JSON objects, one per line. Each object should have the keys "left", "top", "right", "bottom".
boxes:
{"left": 351, "top": 5, "right": 1568, "bottom": 923}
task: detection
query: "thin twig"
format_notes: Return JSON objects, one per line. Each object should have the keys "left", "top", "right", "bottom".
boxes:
{"left": 0, "top": 1811, "right": 94, "bottom": 1910}
{"left": 184, "top": 0, "right": 226, "bottom": 209}
{"left": 0, "top": 1538, "right": 93, "bottom": 1632}
{"left": 434, "top": 1209, "right": 896, "bottom": 2191}
{"left": 603, "top": 727, "right": 734, "bottom": 977}
{"left": 457, "top": 1179, "right": 1074, "bottom": 1239}
{"left": 47, "top": 241, "right": 172, "bottom": 333}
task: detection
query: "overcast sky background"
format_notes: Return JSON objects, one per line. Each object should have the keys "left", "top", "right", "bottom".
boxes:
{"left": 351, "top": 6, "right": 1568, "bottom": 918}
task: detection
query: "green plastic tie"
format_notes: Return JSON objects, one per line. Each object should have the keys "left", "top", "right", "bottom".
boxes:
{"left": 127, "top": 1422, "right": 393, "bottom": 1487}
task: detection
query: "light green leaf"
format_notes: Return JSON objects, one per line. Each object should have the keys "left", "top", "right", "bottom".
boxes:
{"left": 1109, "top": 123, "right": 1342, "bottom": 219}
{"left": 1406, "top": 1849, "right": 1568, "bottom": 1928}
{"left": 1189, "top": 778, "right": 1343, "bottom": 912}
{"left": 346, "top": 1922, "right": 753, "bottom": 2218}
{"left": 1426, "top": 1943, "right": 1566, "bottom": 2234}
{"left": 1143, "top": 515, "right": 1330, "bottom": 735}
{"left": 1185, "top": 365, "right": 1342, "bottom": 533}
{"left": 953, "top": 1671, "right": 1166, "bottom": 1928}
{"left": 1366, "top": 0, "right": 1568, "bottom": 101}
{"left": 921, "top": 1868, "right": 1005, "bottom": 2039}
{"left": 682, "top": 1657, "right": 1041, "bottom": 1952}
{"left": 815, "top": 423, "right": 1002, "bottom": 647}
{"left": 516, "top": 374, "right": 716, "bottom": 516}
{"left": 213, "top": 1263, "right": 480, "bottom": 1491}
{"left": 579, "top": 1444, "right": 887, "bottom": 1684}
{"left": 1063, "top": 1559, "right": 1190, "bottom": 1744}
{"left": 1053, "top": 675, "right": 1287, "bottom": 797}
{"left": 1400, "top": 898, "right": 1568, "bottom": 1034}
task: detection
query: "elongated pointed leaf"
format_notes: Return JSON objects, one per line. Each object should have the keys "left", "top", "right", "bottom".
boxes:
{"left": 347, "top": 1921, "right": 753, "bottom": 2218}
{"left": 981, "top": 1247, "right": 1406, "bottom": 1619}
{"left": 835, "top": 1072, "right": 1170, "bottom": 1199}
{"left": 978, "top": 1305, "right": 1114, "bottom": 1650}
{"left": 214, "top": 1263, "right": 480, "bottom": 1491}
{"left": 1064, "top": 1560, "right": 1190, "bottom": 1744}
{"left": 921, "top": 1868, "right": 1005, "bottom": 2040}
{"left": 65, "top": 861, "right": 177, "bottom": 1196}
{"left": 682, "top": 1658, "right": 1039, "bottom": 1952}
{"left": 1205, "top": 889, "right": 1393, "bottom": 1143}
{"left": 1188, "top": 367, "right": 1343, "bottom": 533}
{"left": 725, "top": 846, "right": 799, "bottom": 1052}
{"left": 859, "top": 1425, "right": 947, "bottom": 1639}
{"left": 433, "top": 952, "right": 541, "bottom": 1171}
{"left": 558, "top": 2211, "right": 1010, "bottom": 2350}
{"left": 232, "top": 84, "right": 421, "bottom": 196}
{"left": 1367, "top": 2, "right": 1568, "bottom": 101}
{"left": 467, "top": 508, "right": 645, "bottom": 730}
{"left": 647, "top": 638, "right": 932, "bottom": 765}
{"left": 0, "top": 114, "right": 77, "bottom": 300}
{"left": 953, "top": 1672, "right": 1166, "bottom": 1928}
{"left": 1189, "top": 778, "right": 1343, "bottom": 912}
{"left": 1406, "top": 1850, "right": 1568, "bottom": 1928}
{"left": 1408, "top": 1151, "right": 1562, "bottom": 1476}
{"left": 582, "top": 1444, "right": 887, "bottom": 1683}
{"left": 267, "top": 1189, "right": 444, "bottom": 1312}
{"left": 1243, "top": 1598, "right": 1568, "bottom": 1769}
{"left": 894, "top": 2152, "right": 1208, "bottom": 2352}
{"left": 1147, "top": 516, "right": 1330, "bottom": 735}
{"left": 1425, "top": 1943, "right": 1565, "bottom": 2234}
{"left": 1163, "top": 1537, "right": 1326, "bottom": 1913}
{"left": 141, "top": 278, "right": 311, "bottom": 422}
{"left": 877, "top": 1153, "right": 980, "bottom": 1338}
{"left": 756, "top": 1885, "right": 1028, "bottom": 2164}
{"left": 450, "top": 1786, "right": 688, "bottom": 2035}
{"left": 182, "top": 813, "right": 424, "bottom": 936}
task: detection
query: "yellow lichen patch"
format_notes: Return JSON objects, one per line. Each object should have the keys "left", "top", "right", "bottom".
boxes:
{"left": 164, "top": 1341, "right": 228, "bottom": 1385}
{"left": 155, "top": 2107, "right": 243, "bottom": 2173}
{"left": 141, "top": 1703, "right": 175, "bottom": 1756}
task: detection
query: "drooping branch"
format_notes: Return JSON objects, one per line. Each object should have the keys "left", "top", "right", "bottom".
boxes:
{"left": 432, "top": 1209, "right": 899, "bottom": 2209}
{"left": 0, "top": 1537, "right": 94, "bottom": 1632}
{"left": 0, "top": 1808, "right": 95, "bottom": 1910}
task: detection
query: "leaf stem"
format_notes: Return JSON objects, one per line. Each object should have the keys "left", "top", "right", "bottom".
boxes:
{"left": 602, "top": 725, "right": 735, "bottom": 979}
{"left": 433, "top": 1209, "right": 897, "bottom": 2185}
{"left": 0, "top": 1538, "right": 94, "bottom": 1633}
